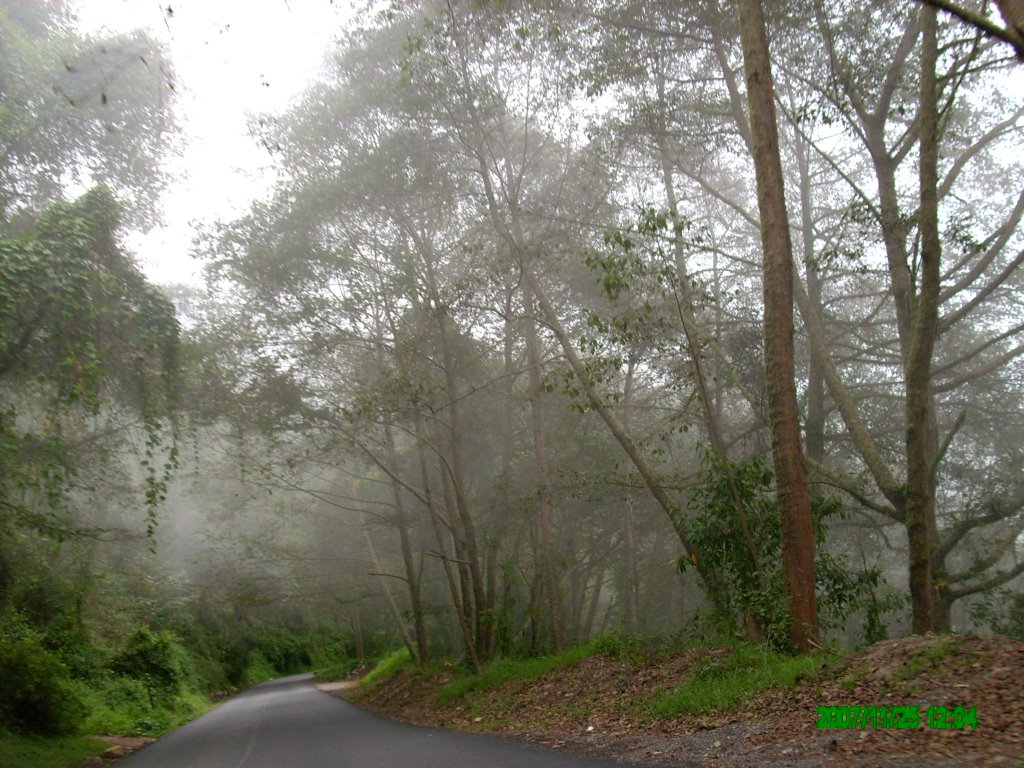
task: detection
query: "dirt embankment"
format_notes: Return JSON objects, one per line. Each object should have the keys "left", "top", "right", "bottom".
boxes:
{"left": 326, "top": 634, "right": 1024, "bottom": 768}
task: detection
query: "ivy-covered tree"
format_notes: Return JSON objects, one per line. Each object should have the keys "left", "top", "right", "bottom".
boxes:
{"left": 0, "top": 186, "right": 180, "bottom": 550}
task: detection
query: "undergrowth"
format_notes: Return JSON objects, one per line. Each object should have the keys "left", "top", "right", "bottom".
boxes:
{"left": 437, "top": 643, "right": 596, "bottom": 702}
{"left": 648, "top": 643, "right": 827, "bottom": 717}
{"left": 0, "top": 730, "right": 106, "bottom": 768}
{"left": 359, "top": 648, "right": 414, "bottom": 690}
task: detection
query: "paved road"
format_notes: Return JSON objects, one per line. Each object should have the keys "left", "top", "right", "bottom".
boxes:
{"left": 117, "top": 674, "right": 622, "bottom": 767}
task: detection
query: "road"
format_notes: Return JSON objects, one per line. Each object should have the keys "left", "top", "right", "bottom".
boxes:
{"left": 116, "top": 674, "right": 622, "bottom": 768}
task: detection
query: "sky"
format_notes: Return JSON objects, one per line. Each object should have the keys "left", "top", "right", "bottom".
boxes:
{"left": 74, "top": 0, "right": 360, "bottom": 286}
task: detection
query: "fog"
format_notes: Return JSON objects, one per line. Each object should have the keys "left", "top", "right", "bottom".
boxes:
{"left": 2, "top": 0, "right": 1023, "bottom": 703}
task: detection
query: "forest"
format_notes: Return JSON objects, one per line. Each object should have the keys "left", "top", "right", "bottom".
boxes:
{"left": 1, "top": 0, "right": 1022, "bottom": 758}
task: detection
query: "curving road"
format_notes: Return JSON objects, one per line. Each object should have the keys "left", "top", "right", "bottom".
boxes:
{"left": 117, "top": 674, "right": 622, "bottom": 768}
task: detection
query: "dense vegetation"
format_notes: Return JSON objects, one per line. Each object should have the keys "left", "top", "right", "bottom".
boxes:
{"left": 1, "top": 0, "right": 1022, "bottom": 760}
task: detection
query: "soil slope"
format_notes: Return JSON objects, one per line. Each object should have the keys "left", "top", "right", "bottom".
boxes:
{"left": 338, "top": 634, "right": 1023, "bottom": 767}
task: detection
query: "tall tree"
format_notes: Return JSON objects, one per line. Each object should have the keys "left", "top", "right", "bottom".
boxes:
{"left": 0, "top": 186, "right": 180, "bottom": 547}
{"left": 735, "top": 0, "right": 820, "bottom": 651}
{"left": 0, "top": 0, "right": 176, "bottom": 228}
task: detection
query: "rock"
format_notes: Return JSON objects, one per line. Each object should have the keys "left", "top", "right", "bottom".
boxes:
{"left": 103, "top": 745, "right": 128, "bottom": 758}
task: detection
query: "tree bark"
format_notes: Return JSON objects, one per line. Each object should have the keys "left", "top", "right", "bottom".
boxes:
{"left": 523, "top": 281, "right": 563, "bottom": 651}
{"left": 794, "top": 133, "right": 827, "bottom": 463}
{"left": 383, "top": 421, "right": 429, "bottom": 664}
{"left": 621, "top": 357, "right": 640, "bottom": 635}
{"left": 906, "top": 6, "right": 942, "bottom": 634}
{"left": 414, "top": 412, "right": 481, "bottom": 672}
{"left": 736, "top": 0, "right": 820, "bottom": 652}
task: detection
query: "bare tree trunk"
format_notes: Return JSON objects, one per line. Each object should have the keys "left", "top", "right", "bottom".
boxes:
{"left": 521, "top": 266, "right": 705, "bottom": 571}
{"left": 434, "top": 306, "right": 489, "bottom": 658}
{"left": 358, "top": 508, "right": 416, "bottom": 658}
{"left": 523, "top": 281, "right": 563, "bottom": 650}
{"left": 997, "top": 0, "right": 1024, "bottom": 38}
{"left": 906, "top": 6, "right": 942, "bottom": 634}
{"left": 795, "top": 133, "right": 827, "bottom": 463}
{"left": 415, "top": 413, "right": 481, "bottom": 672}
{"left": 582, "top": 562, "right": 605, "bottom": 639}
{"left": 383, "top": 421, "right": 429, "bottom": 664}
{"left": 350, "top": 608, "right": 364, "bottom": 664}
{"left": 736, "top": 0, "right": 820, "bottom": 652}
{"left": 622, "top": 358, "right": 640, "bottom": 635}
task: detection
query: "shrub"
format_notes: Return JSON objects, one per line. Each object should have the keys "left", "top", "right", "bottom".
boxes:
{"left": 0, "top": 633, "right": 85, "bottom": 735}
{"left": 241, "top": 652, "right": 277, "bottom": 687}
{"left": 679, "top": 447, "right": 898, "bottom": 651}
{"left": 111, "top": 627, "right": 189, "bottom": 707}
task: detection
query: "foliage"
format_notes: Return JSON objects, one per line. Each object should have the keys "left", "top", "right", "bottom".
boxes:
{"left": 587, "top": 632, "right": 649, "bottom": 661}
{"left": 240, "top": 652, "right": 278, "bottom": 687}
{"left": 648, "top": 643, "right": 827, "bottom": 717}
{"left": 437, "top": 642, "right": 599, "bottom": 702}
{"left": 969, "top": 588, "right": 1024, "bottom": 640}
{"left": 315, "top": 658, "right": 362, "bottom": 682}
{"left": 359, "top": 647, "right": 413, "bottom": 690}
{"left": 679, "top": 447, "right": 897, "bottom": 651}
{"left": 111, "top": 627, "right": 188, "bottom": 707}
{"left": 0, "top": 0, "right": 176, "bottom": 227}
{"left": 73, "top": 676, "right": 212, "bottom": 738}
{"left": 0, "top": 730, "right": 106, "bottom": 768}
{"left": 0, "top": 625, "right": 85, "bottom": 735}
{"left": 0, "top": 187, "right": 180, "bottom": 538}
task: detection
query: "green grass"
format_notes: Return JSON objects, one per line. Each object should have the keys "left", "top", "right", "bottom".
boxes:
{"left": 0, "top": 730, "right": 107, "bottom": 768}
{"left": 359, "top": 648, "right": 414, "bottom": 690}
{"left": 893, "top": 638, "right": 956, "bottom": 682}
{"left": 71, "top": 677, "right": 216, "bottom": 737}
{"left": 648, "top": 643, "right": 826, "bottom": 718}
{"left": 437, "top": 643, "right": 596, "bottom": 702}
{"left": 315, "top": 658, "right": 360, "bottom": 682}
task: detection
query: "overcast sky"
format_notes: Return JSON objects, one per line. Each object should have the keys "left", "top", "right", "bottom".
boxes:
{"left": 75, "top": 0, "right": 359, "bottom": 286}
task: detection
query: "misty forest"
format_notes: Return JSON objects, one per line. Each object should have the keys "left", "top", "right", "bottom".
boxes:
{"left": 1, "top": 0, "right": 1023, "bottom": 753}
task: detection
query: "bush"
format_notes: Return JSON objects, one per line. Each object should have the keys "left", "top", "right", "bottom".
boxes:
{"left": 111, "top": 627, "right": 189, "bottom": 707}
{"left": 241, "top": 652, "right": 277, "bottom": 687}
{"left": 0, "top": 633, "right": 85, "bottom": 735}
{"left": 680, "top": 447, "right": 898, "bottom": 651}
{"left": 970, "top": 588, "right": 1024, "bottom": 640}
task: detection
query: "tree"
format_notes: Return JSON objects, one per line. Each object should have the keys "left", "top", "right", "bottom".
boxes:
{"left": 0, "top": 187, "right": 180, "bottom": 545}
{"left": 734, "top": 0, "right": 820, "bottom": 652}
{"left": 0, "top": 0, "right": 176, "bottom": 229}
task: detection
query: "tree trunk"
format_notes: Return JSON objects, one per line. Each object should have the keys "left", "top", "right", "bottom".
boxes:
{"left": 415, "top": 412, "right": 481, "bottom": 672}
{"left": 434, "top": 306, "right": 489, "bottom": 657}
{"left": 906, "top": 6, "right": 942, "bottom": 634}
{"left": 736, "top": 0, "right": 820, "bottom": 652}
{"left": 523, "top": 281, "right": 563, "bottom": 650}
{"left": 350, "top": 608, "right": 364, "bottom": 664}
{"left": 621, "top": 357, "right": 640, "bottom": 635}
{"left": 357, "top": 508, "right": 416, "bottom": 658}
{"left": 383, "top": 421, "right": 429, "bottom": 664}
{"left": 795, "top": 134, "right": 827, "bottom": 463}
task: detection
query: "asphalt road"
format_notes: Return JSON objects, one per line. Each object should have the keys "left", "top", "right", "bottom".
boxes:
{"left": 116, "top": 674, "right": 623, "bottom": 768}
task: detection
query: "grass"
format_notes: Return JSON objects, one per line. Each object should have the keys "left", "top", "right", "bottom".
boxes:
{"left": 359, "top": 648, "right": 414, "bottom": 690}
{"left": 72, "top": 677, "right": 216, "bottom": 738}
{"left": 437, "top": 643, "right": 596, "bottom": 702}
{"left": 648, "top": 643, "right": 827, "bottom": 718}
{"left": 0, "top": 730, "right": 107, "bottom": 768}
{"left": 315, "top": 658, "right": 361, "bottom": 682}
{"left": 893, "top": 637, "right": 957, "bottom": 681}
